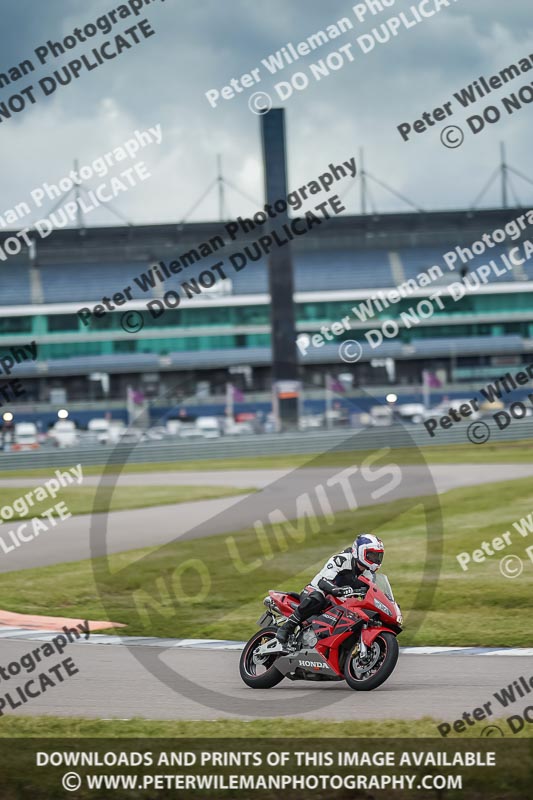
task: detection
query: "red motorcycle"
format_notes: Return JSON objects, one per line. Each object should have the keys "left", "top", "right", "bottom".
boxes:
{"left": 239, "top": 573, "right": 402, "bottom": 691}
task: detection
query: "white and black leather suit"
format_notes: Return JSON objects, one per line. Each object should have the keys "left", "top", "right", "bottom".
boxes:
{"left": 276, "top": 547, "right": 368, "bottom": 643}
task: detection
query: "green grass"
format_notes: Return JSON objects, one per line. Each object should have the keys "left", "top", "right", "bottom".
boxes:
{"left": 1, "top": 716, "right": 529, "bottom": 738}
{"left": 1, "top": 477, "right": 532, "bottom": 647}
{"left": 1, "top": 438, "right": 532, "bottom": 480}
{"left": 0, "top": 484, "right": 252, "bottom": 519}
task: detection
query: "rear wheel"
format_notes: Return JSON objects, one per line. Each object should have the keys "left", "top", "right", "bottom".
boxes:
{"left": 239, "top": 626, "right": 285, "bottom": 689}
{"left": 344, "top": 632, "right": 399, "bottom": 691}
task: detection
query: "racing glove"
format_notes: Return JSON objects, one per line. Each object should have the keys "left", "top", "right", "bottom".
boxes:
{"left": 318, "top": 578, "right": 352, "bottom": 597}
{"left": 331, "top": 586, "right": 354, "bottom": 598}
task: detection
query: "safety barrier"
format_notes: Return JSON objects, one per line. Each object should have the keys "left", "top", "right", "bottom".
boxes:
{"left": 0, "top": 417, "right": 531, "bottom": 472}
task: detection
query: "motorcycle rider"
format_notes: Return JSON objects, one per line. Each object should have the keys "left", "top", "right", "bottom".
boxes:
{"left": 275, "top": 534, "right": 385, "bottom": 646}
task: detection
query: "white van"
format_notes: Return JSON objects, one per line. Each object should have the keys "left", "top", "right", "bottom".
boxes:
{"left": 12, "top": 422, "right": 39, "bottom": 451}
{"left": 368, "top": 406, "right": 393, "bottom": 427}
{"left": 87, "top": 418, "right": 125, "bottom": 444}
{"left": 397, "top": 403, "right": 426, "bottom": 424}
{"left": 195, "top": 416, "right": 221, "bottom": 439}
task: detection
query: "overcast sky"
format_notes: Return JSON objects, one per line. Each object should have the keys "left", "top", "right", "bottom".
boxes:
{"left": 1, "top": 0, "right": 532, "bottom": 227}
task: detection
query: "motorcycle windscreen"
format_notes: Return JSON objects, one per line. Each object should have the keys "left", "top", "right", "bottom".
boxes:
{"left": 374, "top": 573, "right": 395, "bottom": 602}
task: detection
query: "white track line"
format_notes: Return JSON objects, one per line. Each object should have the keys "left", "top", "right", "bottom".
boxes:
{"left": 1, "top": 630, "right": 531, "bottom": 656}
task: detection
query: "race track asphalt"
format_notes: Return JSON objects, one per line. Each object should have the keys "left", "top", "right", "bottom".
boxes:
{"left": 0, "top": 463, "right": 532, "bottom": 573}
{"left": 1, "top": 638, "right": 531, "bottom": 725}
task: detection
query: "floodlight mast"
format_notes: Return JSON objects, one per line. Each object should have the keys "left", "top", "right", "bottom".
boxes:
{"left": 261, "top": 108, "right": 299, "bottom": 432}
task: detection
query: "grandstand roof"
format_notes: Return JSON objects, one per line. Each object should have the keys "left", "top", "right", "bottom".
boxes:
{"left": 0, "top": 205, "right": 530, "bottom": 262}
{"left": 1, "top": 206, "right": 532, "bottom": 306}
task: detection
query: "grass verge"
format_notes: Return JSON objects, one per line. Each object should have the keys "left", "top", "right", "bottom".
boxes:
{"left": 0, "top": 716, "right": 530, "bottom": 737}
{"left": 0, "top": 485, "right": 252, "bottom": 519}
{"left": 1, "top": 438, "right": 533, "bottom": 480}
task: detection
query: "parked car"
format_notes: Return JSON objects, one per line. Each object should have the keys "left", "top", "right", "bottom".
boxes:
{"left": 423, "top": 400, "right": 481, "bottom": 423}
{"left": 367, "top": 406, "right": 393, "bottom": 427}
{"left": 224, "top": 419, "right": 254, "bottom": 435}
{"left": 117, "top": 428, "right": 144, "bottom": 444}
{"left": 195, "top": 416, "right": 222, "bottom": 439}
{"left": 87, "top": 418, "right": 125, "bottom": 444}
{"left": 396, "top": 403, "right": 426, "bottom": 424}
{"left": 12, "top": 422, "right": 39, "bottom": 451}
{"left": 178, "top": 424, "right": 205, "bottom": 439}
{"left": 298, "top": 414, "right": 324, "bottom": 430}
{"left": 140, "top": 427, "right": 166, "bottom": 441}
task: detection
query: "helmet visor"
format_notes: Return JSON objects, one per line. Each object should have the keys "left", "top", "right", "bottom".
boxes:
{"left": 366, "top": 550, "right": 384, "bottom": 565}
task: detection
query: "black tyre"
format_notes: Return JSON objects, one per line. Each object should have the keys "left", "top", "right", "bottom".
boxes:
{"left": 239, "top": 626, "right": 284, "bottom": 689}
{"left": 344, "top": 632, "right": 399, "bottom": 691}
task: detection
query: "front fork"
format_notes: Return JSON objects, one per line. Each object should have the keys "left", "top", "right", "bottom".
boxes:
{"left": 351, "top": 625, "right": 369, "bottom": 660}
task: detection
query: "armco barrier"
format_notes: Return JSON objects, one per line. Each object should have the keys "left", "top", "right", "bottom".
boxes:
{"left": 0, "top": 417, "right": 532, "bottom": 472}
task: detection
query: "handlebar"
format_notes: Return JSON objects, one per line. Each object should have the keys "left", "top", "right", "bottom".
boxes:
{"left": 330, "top": 588, "right": 367, "bottom": 599}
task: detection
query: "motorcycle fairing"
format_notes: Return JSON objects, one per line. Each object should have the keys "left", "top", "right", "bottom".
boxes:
{"left": 361, "top": 624, "right": 398, "bottom": 648}
{"left": 311, "top": 606, "right": 365, "bottom": 637}
{"left": 268, "top": 590, "right": 301, "bottom": 617}
{"left": 273, "top": 648, "right": 340, "bottom": 679}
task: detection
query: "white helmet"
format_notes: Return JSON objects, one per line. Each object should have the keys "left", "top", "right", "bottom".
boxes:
{"left": 352, "top": 534, "right": 384, "bottom": 573}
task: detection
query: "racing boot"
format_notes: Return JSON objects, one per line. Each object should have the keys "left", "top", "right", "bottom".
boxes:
{"left": 275, "top": 613, "right": 300, "bottom": 646}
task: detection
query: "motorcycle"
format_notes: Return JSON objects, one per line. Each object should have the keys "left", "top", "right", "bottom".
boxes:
{"left": 239, "top": 572, "right": 402, "bottom": 691}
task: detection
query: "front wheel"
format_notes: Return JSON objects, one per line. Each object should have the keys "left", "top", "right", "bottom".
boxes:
{"left": 344, "top": 631, "right": 399, "bottom": 691}
{"left": 239, "top": 626, "right": 285, "bottom": 689}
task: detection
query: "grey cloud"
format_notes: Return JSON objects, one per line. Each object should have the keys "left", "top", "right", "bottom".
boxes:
{"left": 0, "top": 0, "right": 531, "bottom": 225}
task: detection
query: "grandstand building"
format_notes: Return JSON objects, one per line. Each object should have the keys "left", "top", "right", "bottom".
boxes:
{"left": 1, "top": 205, "right": 532, "bottom": 421}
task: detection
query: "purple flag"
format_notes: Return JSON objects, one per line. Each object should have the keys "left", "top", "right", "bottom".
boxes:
{"left": 231, "top": 384, "right": 244, "bottom": 402}
{"left": 327, "top": 375, "right": 345, "bottom": 393}
{"left": 128, "top": 387, "right": 145, "bottom": 405}
{"left": 423, "top": 370, "right": 441, "bottom": 389}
